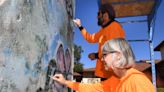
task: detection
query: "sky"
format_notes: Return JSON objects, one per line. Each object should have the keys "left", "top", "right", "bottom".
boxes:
{"left": 73, "top": 0, "right": 164, "bottom": 68}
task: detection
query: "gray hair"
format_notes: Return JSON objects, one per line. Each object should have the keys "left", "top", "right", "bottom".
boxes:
{"left": 102, "top": 38, "right": 135, "bottom": 69}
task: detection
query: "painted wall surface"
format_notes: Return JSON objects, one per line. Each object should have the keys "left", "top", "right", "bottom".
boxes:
{"left": 0, "top": 0, "right": 74, "bottom": 92}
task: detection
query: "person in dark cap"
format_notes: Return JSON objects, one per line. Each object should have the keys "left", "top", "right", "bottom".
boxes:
{"left": 73, "top": 3, "right": 125, "bottom": 78}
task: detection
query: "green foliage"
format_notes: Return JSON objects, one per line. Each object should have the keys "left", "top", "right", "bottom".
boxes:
{"left": 74, "top": 63, "right": 83, "bottom": 73}
{"left": 73, "top": 44, "right": 84, "bottom": 73}
{"left": 74, "top": 44, "right": 83, "bottom": 62}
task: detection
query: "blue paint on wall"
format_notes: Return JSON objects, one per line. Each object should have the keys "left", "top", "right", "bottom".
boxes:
{"left": 0, "top": 0, "right": 75, "bottom": 92}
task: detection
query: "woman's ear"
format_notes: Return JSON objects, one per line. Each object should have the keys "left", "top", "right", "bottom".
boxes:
{"left": 111, "top": 53, "right": 119, "bottom": 68}
{"left": 116, "top": 52, "right": 122, "bottom": 60}
{"left": 111, "top": 52, "right": 123, "bottom": 68}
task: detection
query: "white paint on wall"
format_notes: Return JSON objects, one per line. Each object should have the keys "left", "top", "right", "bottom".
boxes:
{"left": 0, "top": 0, "right": 75, "bottom": 92}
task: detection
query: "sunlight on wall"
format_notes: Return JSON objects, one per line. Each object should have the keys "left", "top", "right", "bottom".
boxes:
{"left": 0, "top": 0, "right": 74, "bottom": 92}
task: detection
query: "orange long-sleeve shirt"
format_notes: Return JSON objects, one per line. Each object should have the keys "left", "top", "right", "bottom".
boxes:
{"left": 80, "top": 21, "right": 125, "bottom": 78}
{"left": 65, "top": 68, "right": 155, "bottom": 92}
{"left": 116, "top": 68, "right": 155, "bottom": 92}
{"left": 66, "top": 75, "right": 119, "bottom": 92}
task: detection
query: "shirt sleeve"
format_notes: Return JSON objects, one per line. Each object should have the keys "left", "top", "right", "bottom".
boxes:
{"left": 65, "top": 80, "right": 103, "bottom": 92}
{"left": 80, "top": 28, "right": 102, "bottom": 43}
{"left": 65, "top": 81, "right": 80, "bottom": 91}
{"left": 78, "top": 82, "right": 103, "bottom": 92}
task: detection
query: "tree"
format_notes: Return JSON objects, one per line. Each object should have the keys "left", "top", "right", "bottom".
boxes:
{"left": 74, "top": 44, "right": 84, "bottom": 73}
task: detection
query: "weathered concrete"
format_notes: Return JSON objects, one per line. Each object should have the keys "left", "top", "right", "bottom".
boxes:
{"left": 0, "top": 0, "right": 74, "bottom": 92}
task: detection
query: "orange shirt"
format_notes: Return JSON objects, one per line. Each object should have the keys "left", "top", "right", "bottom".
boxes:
{"left": 66, "top": 75, "right": 119, "bottom": 92}
{"left": 116, "top": 68, "right": 155, "bottom": 92}
{"left": 66, "top": 68, "right": 155, "bottom": 92}
{"left": 80, "top": 21, "right": 125, "bottom": 78}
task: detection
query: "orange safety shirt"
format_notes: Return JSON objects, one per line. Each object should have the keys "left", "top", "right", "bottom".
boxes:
{"left": 116, "top": 68, "right": 155, "bottom": 92}
{"left": 80, "top": 21, "right": 125, "bottom": 78}
{"left": 65, "top": 68, "right": 155, "bottom": 92}
{"left": 65, "top": 75, "right": 119, "bottom": 92}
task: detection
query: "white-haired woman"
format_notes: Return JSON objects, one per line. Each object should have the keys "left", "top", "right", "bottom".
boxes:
{"left": 52, "top": 38, "right": 155, "bottom": 92}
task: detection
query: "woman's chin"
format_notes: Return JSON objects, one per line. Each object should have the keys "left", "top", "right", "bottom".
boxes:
{"left": 106, "top": 67, "right": 113, "bottom": 71}
{"left": 104, "top": 67, "right": 108, "bottom": 71}
{"left": 104, "top": 65, "right": 113, "bottom": 71}
{"left": 104, "top": 66, "right": 110, "bottom": 71}
{"left": 108, "top": 68, "right": 113, "bottom": 72}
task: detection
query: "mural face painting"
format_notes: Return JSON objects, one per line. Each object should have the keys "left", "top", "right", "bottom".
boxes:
{"left": 44, "top": 45, "right": 73, "bottom": 92}
{"left": 0, "top": 0, "right": 74, "bottom": 92}
{"left": 56, "top": 45, "right": 66, "bottom": 73}
{"left": 65, "top": 49, "right": 72, "bottom": 74}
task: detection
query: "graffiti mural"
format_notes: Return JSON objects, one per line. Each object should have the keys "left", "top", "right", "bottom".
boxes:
{"left": 0, "top": 0, "right": 75, "bottom": 92}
